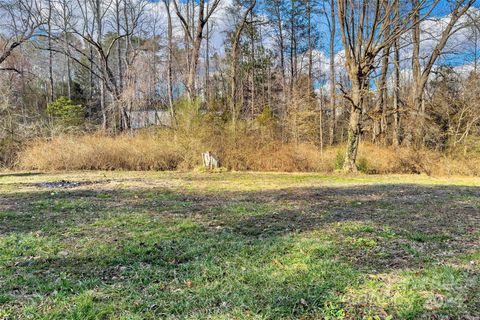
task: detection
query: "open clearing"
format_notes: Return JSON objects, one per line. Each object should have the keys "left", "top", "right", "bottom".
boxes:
{"left": 0, "top": 171, "right": 479, "bottom": 319}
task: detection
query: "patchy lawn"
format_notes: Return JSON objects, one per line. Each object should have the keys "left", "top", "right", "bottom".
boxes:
{"left": 0, "top": 171, "right": 478, "bottom": 319}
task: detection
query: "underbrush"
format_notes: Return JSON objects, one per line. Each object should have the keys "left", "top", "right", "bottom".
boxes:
{"left": 16, "top": 129, "right": 480, "bottom": 175}
{"left": 17, "top": 130, "right": 327, "bottom": 172}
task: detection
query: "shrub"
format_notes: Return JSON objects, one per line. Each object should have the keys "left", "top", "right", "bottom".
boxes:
{"left": 0, "top": 136, "right": 20, "bottom": 167}
{"left": 333, "top": 152, "right": 367, "bottom": 173}
{"left": 356, "top": 157, "right": 368, "bottom": 173}
{"left": 334, "top": 150, "right": 345, "bottom": 170}
{"left": 47, "top": 97, "right": 85, "bottom": 127}
{"left": 256, "top": 105, "right": 275, "bottom": 127}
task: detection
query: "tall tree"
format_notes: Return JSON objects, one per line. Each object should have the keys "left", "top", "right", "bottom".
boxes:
{"left": 229, "top": 0, "right": 256, "bottom": 125}
{"left": 163, "top": 0, "right": 176, "bottom": 124}
{"left": 336, "top": 0, "right": 434, "bottom": 171}
{"left": 410, "top": 0, "right": 476, "bottom": 145}
{"left": 173, "top": 0, "right": 221, "bottom": 100}
{"left": 392, "top": 22, "right": 401, "bottom": 146}
{"left": 47, "top": 0, "right": 54, "bottom": 101}
{"left": 372, "top": 45, "right": 390, "bottom": 144}
{"left": 325, "top": 0, "right": 336, "bottom": 145}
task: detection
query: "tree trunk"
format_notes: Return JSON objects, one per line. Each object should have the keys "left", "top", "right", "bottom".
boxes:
{"left": 116, "top": 0, "right": 124, "bottom": 91}
{"left": 250, "top": 10, "right": 255, "bottom": 118}
{"left": 274, "top": 1, "right": 287, "bottom": 138}
{"left": 410, "top": 0, "right": 475, "bottom": 145}
{"left": 319, "top": 87, "right": 324, "bottom": 154}
{"left": 62, "top": 1, "right": 72, "bottom": 100}
{"left": 172, "top": 0, "right": 220, "bottom": 101}
{"left": 94, "top": 0, "right": 107, "bottom": 130}
{"left": 343, "top": 75, "right": 365, "bottom": 172}
{"left": 229, "top": 1, "right": 256, "bottom": 126}
{"left": 328, "top": 0, "right": 336, "bottom": 145}
{"left": 205, "top": 17, "right": 210, "bottom": 104}
{"left": 47, "top": 0, "right": 54, "bottom": 102}
{"left": 289, "top": 0, "right": 295, "bottom": 94}
{"left": 164, "top": 0, "right": 175, "bottom": 125}
{"left": 231, "top": 49, "right": 239, "bottom": 124}
{"left": 276, "top": 4, "right": 286, "bottom": 97}
{"left": 373, "top": 47, "right": 390, "bottom": 144}
{"left": 411, "top": 0, "right": 423, "bottom": 144}
{"left": 392, "top": 38, "right": 401, "bottom": 146}
{"left": 307, "top": 0, "right": 313, "bottom": 91}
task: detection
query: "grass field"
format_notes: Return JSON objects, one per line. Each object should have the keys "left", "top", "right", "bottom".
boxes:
{"left": 0, "top": 171, "right": 479, "bottom": 319}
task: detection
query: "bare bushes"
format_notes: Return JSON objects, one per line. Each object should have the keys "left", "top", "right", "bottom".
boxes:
{"left": 17, "top": 131, "right": 480, "bottom": 175}
{"left": 16, "top": 102, "right": 480, "bottom": 175}
{"left": 18, "top": 133, "right": 183, "bottom": 171}
{"left": 17, "top": 129, "right": 326, "bottom": 172}
{"left": 219, "top": 136, "right": 327, "bottom": 172}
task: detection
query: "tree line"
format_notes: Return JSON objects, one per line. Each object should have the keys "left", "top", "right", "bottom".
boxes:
{"left": 0, "top": 0, "right": 479, "bottom": 171}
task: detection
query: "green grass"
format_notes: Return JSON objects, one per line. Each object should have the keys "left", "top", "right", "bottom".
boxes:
{"left": 0, "top": 171, "right": 479, "bottom": 319}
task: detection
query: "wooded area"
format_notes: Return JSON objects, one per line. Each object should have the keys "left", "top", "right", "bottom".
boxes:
{"left": 1, "top": 0, "right": 480, "bottom": 171}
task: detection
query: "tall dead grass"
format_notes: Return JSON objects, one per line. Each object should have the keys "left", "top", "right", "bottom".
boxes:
{"left": 17, "top": 131, "right": 327, "bottom": 171}
{"left": 17, "top": 130, "right": 480, "bottom": 175}
{"left": 18, "top": 133, "right": 181, "bottom": 171}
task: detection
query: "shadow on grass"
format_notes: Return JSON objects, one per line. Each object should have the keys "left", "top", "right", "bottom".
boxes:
{"left": 0, "top": 182, "right": 479, "bottom": 318}
{"left": 0, "top": 172, "right": 43, "bottom": 178}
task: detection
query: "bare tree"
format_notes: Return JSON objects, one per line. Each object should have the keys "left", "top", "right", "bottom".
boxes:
{"left": 465, "top": 10, "right": 480, "bottom": 73}
{"left": 392, "top": 18, "right": 401, "bottom": 146}
{"left": 289, "top": 0, "right": 297, "bottom": 94}
{"left": 172, "top": 0, "right": 221, "bottom": 100}
{"left": 325, "top": 0, "right": 336, "bottom": 145}
{"left": 336, "top": 0, "right": 441, "bottom": 171}
{"left": 58, "top": 0, "right": 73, "bottom": 99}
{"left": 50, "top": 0, "right": 148, "bottom": 130}
{"left": 0, "top": 0, "right": 43, "bottom": 72}
{"left": 307, "top": 0, "right": 313, "bottom": 90}
{"left": 372, "top": 45, "right": 390, "bottom": 144}
{"left": 410, "top": 0, "right": 476, "bottom": 145}
{"left": 46, "top": 0, "right": 54, "bottom": 101}
{"left": 163, "top": 0, "right": 176, "bottom": 124}
{"left": 229, "top": 0, "right": 256, "bottom": 126}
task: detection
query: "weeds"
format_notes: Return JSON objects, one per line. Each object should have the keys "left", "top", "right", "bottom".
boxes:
{"left": 17, "top": 130, "right": 480, "bottom": 175}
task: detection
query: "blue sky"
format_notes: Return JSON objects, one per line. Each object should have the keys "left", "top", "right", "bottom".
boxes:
{"left": 146, "top": 0, "right": 480, "bottom": 78}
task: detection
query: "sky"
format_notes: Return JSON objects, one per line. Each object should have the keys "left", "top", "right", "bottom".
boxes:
{"left": 146, "top": 0, "right": 480, "bottom": 78}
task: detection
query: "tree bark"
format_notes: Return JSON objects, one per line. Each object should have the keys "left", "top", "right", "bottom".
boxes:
{"left": 116, "top": 0, "right": 124, "bottom": 91}
{"left": 250, "top": 9, "right": 255, "bottom": 118}
{"left": 289, "top": 0, "right": 296, "bottom": 95}
{"left": 61, "top": 0, "right": 72, "bottom": 100}
{"left": 343, "top": 74, "right": 366, "bottom": 172}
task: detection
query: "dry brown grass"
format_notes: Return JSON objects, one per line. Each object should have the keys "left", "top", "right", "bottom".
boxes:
{"left": 17, "top": 133, "right": 183, "bottom": 171}
{"left": 16, "top": 130, "right": 480, "bottom": 175}
{"left": 17, "top": 131, "right": 326, "bottom": 172}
